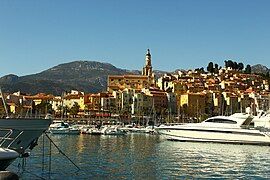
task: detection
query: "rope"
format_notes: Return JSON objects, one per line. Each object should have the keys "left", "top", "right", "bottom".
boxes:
{"left": 44, "top": 133, "right": 80, "bottom": 171}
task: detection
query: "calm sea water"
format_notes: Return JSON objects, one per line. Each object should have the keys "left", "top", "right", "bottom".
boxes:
{"left": 8, "top": 133, "right": 270, "bottom": 179}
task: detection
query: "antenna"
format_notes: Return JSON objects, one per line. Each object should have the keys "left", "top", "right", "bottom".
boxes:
{"left": 0, "top": 87, "right": 9, "bottom": 118}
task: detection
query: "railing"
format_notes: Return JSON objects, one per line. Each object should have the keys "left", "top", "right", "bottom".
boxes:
{"left": 0, "top": 128, "right": 24, "bottom": 149}
{"left": 2, "top": 114, "right": 49, "bottom": 119}
{"left": 0, "top": 128, "right": 13, "bottom": 146}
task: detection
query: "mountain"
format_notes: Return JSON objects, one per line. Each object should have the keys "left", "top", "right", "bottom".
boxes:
{"left": 0, "top": 74, "right": 19, "bottom": 84}
{"left": 251, "top": 64, "right": 269, "bottom": 74}
{"left": 0, "top": 61, "right": 128, "bottom": 95}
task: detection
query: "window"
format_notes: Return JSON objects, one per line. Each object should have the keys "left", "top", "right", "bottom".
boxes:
{"left": 205, "top": 118, "right": 237, "bottom": 124}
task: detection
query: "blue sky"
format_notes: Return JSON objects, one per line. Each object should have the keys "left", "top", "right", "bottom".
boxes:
{"left": 1, "top": 0, "right": 270, "bottom": 77}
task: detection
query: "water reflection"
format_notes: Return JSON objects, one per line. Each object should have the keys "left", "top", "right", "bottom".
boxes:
{"left": 8, "top": 134, "right": 270, "bottom": 179}
{"left": 156, "top": 140, "right": 270, "bottom": 179}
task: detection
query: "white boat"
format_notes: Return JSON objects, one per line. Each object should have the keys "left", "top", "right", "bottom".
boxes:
{"left": 101, "top": 126, "right": 126, "bottom": 135}
{"left": 252, "top": 111, "right": 270, "bottom": 130}
{"left": 156, "top": 114, "right": 270, "bottom": 145}
{"left": 120, "top": 125, "right": 156, "bottom": 134}
{"left": 88, "top": 128, "right": 102, "bottom": 135}
{"left": 49, "top": 122, "right": 80, "bottom": 135}
{"left": 0, "top": 148, "right": 19, "bottom": 171}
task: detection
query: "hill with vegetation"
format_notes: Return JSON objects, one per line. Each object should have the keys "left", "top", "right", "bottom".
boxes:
{"left": 0, "top": 61, "right": 128, "bottom": 95}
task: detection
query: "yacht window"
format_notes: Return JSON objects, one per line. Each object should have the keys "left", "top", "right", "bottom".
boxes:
{"left": 205, "top": 118, "right": 237, "bottom": 124}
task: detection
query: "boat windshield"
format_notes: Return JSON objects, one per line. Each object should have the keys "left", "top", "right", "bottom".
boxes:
{"left": 204, "top": 118, "right": 237, "bottom": 124}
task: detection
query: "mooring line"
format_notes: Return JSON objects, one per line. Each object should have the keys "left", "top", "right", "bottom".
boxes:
{"left": 44, "top": 133, "right": 80, "bottom": 171}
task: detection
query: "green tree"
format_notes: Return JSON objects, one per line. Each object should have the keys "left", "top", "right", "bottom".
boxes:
{"left": 245, "top": 64, "right": 252, "bottom": 74}
{"left": 214, "top": 63, "right": 219, "bottom": 74}
{"left": 70, "top": 102, "right": 80, "bottom": 117}
{"left": 224, "top": 60, "right": 228, "bottom": 68}
{"left": 36, "top": 100, "right": 52, "bottom": 115}
{"left": 233, "top": 62, "right": 238, "bottom": 70}
{"left": 238, "top": 63, "right": 244, "bottom": 71}
{"left": 207, "top": 62, "right": 214, "bottom": 73}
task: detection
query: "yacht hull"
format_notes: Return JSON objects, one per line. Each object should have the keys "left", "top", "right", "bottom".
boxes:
{"left": 50, "top": 129, "right": 80, "bottom": 135}
{"left": 0, "top": 118, "right": 52, "bottom": 151}
{"left": 157, "top": 127, "right": 270, "bottom": 146}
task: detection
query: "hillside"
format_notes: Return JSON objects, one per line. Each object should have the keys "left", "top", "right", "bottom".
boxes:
{"left": 1, "top": 61, "right": 268, "bottom": 95}
{"left": 0, "top": 61, "right": 128, "bottom": 95}
{"left": 251, "top": 64, "right": 270, "bottom": 74}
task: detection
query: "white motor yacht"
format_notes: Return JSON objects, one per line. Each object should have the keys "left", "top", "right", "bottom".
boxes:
{"left": 49, "top": 122, "right": 80, "bottom": 135}
{"left": 156, "top": 114, "right": 270, "bottom": 145}
{"left": 252, "top": 111, "right": 270, "bottom": 129}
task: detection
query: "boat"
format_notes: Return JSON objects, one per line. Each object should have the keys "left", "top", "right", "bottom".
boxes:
{"left": 156, "top": 114, "right": 270, "bottom": 145}
{"left": 120, "top": 125, "right": 156, "bottom": 134}
{"left": 80, "top": 125, "right": 103, "bottom": 135}
{"left": 252, "top": 111, "right": 270, "bottom": 130}
{"left": 0, "top": 115, "right": 52, "bottom": 171}
{"left": 0, "top": 89, "right": 53, "bottom": 170}
{"left": 49, "top": 122, "right": 80, "bottom": 135}
{"left": 88, "top": 128, "right": 102, "bottom": 135}
{"left": 101, "top": 126, "right": 126, "bottom": 135}
{"left": 0, "top": 148, "right": 19, "bottom": 171}
{"left": 0, "top": 115, "right": 53, "bottom": 152}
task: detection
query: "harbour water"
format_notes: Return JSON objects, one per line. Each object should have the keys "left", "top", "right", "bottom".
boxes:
{"left": 8, "top": 133, "right": 270, "bottom": 179}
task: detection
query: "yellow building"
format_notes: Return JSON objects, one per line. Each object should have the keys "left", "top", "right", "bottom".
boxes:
{"left": 178, "top": 93, "right": 206, "bottom": 119}
{"left": 131, "top": 90, "right": 152, "bottom": 115}
{"left": 108, "top": 75, "right": 150, "bottom": 92}
{"left": 63, "top": 94, "right": 85, "bottom": 111}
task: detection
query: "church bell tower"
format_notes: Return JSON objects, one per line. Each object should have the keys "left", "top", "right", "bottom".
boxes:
{"left": 142, "top": 49, "right": 153, "bottom": 77}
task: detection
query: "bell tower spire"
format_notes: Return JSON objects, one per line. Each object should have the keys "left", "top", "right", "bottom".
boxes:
{"left": 142, "top": 49, "right": 153, "bottom": 76}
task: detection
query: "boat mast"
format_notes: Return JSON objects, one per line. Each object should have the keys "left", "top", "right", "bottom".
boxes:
{"left": 0, "top": 87, "right": 9, "bottom": 118}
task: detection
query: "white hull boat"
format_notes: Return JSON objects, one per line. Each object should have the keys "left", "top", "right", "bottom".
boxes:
{"left": 156, "top": 114, "right": 270, "bottom": 146}
{"left": 49, "top": 122, "right": 80, "bottom": 135}
{"left": 101, "top": 126, "right": 126, "bottom": 135}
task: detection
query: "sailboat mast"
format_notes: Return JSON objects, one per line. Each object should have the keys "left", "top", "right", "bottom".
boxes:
{"left": 0, "top": 87, "right": 9, "bottom": 118}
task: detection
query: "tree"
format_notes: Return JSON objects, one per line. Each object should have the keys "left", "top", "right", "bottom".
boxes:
{"left": 70, "top": 102, "right": 80, "bottom": 117}
{"left": 214, "top": 63, "right": 219, "bottom": 74}
{"left": 233, "top": 62, "right": 238, "bottom": 70}
{"left": 227, "top": 60, "right": 234, "bottom": 68}
{"left": 207, "top": 62, "right": 214, "bottom": 73}
{"left": 238, "top": 62, "right": 244, "bottom": 71}
{"left": 224, "top": 60, "right": 228, "bottom": 68}
{"left": 245, "top": 64, "right": 252, "bottom": 74}
{"left": 63, "top": 105, "right": 70, "bottom": 118}
{"left": 36, "top": 100, "right": 53, "bottom": 115}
